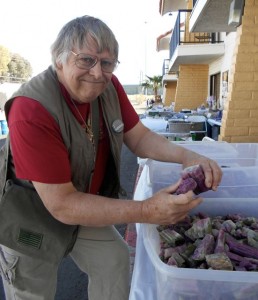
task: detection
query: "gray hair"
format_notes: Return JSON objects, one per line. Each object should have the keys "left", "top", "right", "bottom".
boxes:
{"left": 50, "top": 15, "right": 119, "bottom": 69}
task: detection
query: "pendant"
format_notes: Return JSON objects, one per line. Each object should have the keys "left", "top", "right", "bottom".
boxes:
{"left": 86, "top": 128, "right": 94, "bottom": 143}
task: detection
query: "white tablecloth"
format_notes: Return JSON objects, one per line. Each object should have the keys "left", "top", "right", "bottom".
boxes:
{"left": 207, "top": 118, "right": 221, "bottom": 126}
{"left": 129, "top": 165, "right": 157, "bottom": 300}
{"left": 140, "top": 117, "right": 193, "bottom": 140}
{"left": 141, "top": 118, "right": 168, "bottom": 133}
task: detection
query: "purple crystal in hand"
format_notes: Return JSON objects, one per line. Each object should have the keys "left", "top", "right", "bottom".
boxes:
{"left": 176, "top": 165, "right": 211, "bottom": 195}
{"left": 176, "top": 178, "right": 197, "bottom": 195}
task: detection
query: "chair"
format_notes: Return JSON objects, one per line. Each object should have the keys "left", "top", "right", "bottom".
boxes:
{"left": 187, "top": 115, "right": 208, "bottom": 141}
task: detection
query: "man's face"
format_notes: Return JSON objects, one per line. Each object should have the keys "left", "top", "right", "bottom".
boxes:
{"left": 57, "top": 40, "right": 115, "bottom": 103}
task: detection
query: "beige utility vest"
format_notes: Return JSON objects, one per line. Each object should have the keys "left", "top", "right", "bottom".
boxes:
{"left": 6, "top": 66, "right": 124, "bottom": 194}
{"left": 0, "top": 66, "right": 124, "bottom": 262}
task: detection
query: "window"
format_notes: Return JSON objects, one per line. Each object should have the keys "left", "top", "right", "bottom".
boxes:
{"left": 210, "top": 73, "right": 221, "bottom": 109}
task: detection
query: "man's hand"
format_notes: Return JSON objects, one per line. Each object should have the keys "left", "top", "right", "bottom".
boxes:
{"left": 141, "top": 181, "right": 203, "bottom": 225}
{"left": 182, "top": 152, "right": 222, "bottom": 191}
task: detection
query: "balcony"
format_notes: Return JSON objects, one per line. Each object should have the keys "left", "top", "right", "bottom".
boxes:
{"left": 163, "top": 59, "right": 170, "bottom": 75}
{"left": 157, "top": 30, "right": 172, "bottom": 52}
{"left": 167, "top": 9, "right": 224, "bottom": 72}
{"left": 189, "top": 0, "right": 244, "bottom": 32}
{"left": 159, "top": 0, "right": 200, "bottom": 15}
{"left": 159, "top": 0, "right": 189, "bottom": 15}
{"left": 162, "top": 59, "right": 177, "bottom": 82}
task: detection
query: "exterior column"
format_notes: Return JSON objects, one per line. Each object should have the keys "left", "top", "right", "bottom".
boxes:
{"left": 219, "top": 0, "right": 258, "bottom": 142}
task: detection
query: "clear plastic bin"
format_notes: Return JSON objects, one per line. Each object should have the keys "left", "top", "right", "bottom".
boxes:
{"left": 176, "top": 141, "right": 239, "bottom": 158}
{"left": 176, "top": 142, "right": 258, "bottom": 159}
{"left": 147, "top": 159, "right": 258, "bottom": 198}
{"left": 142, "top": 198, "right": 258, "bottom": 300}
{"left": 231, "top": 143, "right": 258, "bottom": 159}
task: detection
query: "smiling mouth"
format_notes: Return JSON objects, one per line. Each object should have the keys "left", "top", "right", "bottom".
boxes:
{"left": 81, "top": 79, "right": 105, "bottom": 84}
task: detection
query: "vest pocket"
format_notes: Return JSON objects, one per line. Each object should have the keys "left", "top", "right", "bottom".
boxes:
{"left": 0, "top": 180, "right": 78, "bottom": 264}
{"left": 0, "top": 246, "right": 18, "bottom": 284}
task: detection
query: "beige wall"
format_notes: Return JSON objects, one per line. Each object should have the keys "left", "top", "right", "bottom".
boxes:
{"left": 174, "top": 64, "right": 208, "bottom": 112}
{"left": 219, "top": 0, "right": 258, "bottom": 142}
{"left": 163, "top": 81, "right": 177, "bottom": 106}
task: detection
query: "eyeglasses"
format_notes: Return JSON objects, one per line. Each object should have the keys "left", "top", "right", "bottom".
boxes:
{"left": 70, "top": 51, "right": 119, "bottom": 73}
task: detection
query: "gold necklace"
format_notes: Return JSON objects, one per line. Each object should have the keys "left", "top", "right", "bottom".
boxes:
{"left": 70, "top": 97, "right": 95, "bottom": 146}
{"left": 70, "top": 97, "right": 97, "bottom": 191}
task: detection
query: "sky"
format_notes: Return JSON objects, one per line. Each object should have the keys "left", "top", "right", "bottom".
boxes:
{"left": 0, "top": 0, "right": 176, "bottom": 84}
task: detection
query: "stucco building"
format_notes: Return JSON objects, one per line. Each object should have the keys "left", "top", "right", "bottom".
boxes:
{"left": 158, "top": 0, "right": 258, "bottom": 142}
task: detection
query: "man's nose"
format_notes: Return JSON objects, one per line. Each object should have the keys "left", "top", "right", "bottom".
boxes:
{"left": 89, "top": 61, "right": 103, "bottom": 78}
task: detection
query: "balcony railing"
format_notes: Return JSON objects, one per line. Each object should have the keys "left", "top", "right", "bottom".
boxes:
{"left": 193, "top": 0, "right": 198, "bottom": 6}
{"left": 169, "top": 9, "right": 223, "bottom": 61}
{"left": 162, "top": 59, "right": 170, "bottom": 75}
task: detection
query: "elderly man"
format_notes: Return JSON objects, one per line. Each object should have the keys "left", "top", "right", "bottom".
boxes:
{"left": 0, "top": 15, "right": 222, "bottom": 300}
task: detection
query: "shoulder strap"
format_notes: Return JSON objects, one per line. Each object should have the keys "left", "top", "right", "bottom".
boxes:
{"left": 91, "top": 99, "right": 99, "bottom": 159}
{"left": 0, "top": 136, "right": 9, "bottom": 194}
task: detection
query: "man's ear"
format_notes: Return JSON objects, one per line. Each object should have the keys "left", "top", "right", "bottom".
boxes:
{"left": 56, "top": 61, "right": 63, "bottom": 70}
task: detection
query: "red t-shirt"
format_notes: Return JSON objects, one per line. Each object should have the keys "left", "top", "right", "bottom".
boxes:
{"left": 8, "top": 74, "right": 139, "bottom": 194}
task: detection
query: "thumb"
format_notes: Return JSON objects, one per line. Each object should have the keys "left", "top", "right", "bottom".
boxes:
{"left": 163, "top": 179, "right": 182, "bottom": 194}
{"left": 173, "top": 190, "right": 197, "bottom": 205}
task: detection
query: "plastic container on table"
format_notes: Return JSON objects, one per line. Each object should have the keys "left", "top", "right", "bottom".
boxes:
{"left": 147, "top": 142, "right": 258, "bottom": 198}
{"left": 175, "top": 141, "right": 239, "bottom": 158}
{"left": 142, "top": 198, "right": 258, "bottom": 300}
{"left": 176, "top": 142, "right": 258, "bottom": 159}
{"left": 147, "top": 160, "right": 258, "bottom": 198}
{"left": 230, "top": 143, "right": 258, "bottom": 159}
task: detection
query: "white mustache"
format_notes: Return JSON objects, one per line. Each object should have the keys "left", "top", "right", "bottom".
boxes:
{"left": 81, "top": 78, "right": 105, "bottom": 84}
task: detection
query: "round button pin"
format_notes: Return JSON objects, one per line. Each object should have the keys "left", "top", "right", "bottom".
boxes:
{"left": 112, "top": 119, "right": 124, "bottom": 133}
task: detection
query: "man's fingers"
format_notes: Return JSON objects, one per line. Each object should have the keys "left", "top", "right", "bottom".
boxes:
{"left": 201, "top": 160, "right": 222, "bottom": 190}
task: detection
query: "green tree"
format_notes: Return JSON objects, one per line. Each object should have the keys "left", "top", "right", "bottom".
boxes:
{"left": 0, "top": 45, "right": 11, "bottom": 77}
{"left": 0, "top": 45, "right": 32, "bottom": 83}
{"left": 141, "top": 75, "right": 162, "bottom": 102}
{"left": 8, "top": 53, "right": 32, "bottom": 82}
{"left": 140, "top": 80, "right": 151, "bottom": 95}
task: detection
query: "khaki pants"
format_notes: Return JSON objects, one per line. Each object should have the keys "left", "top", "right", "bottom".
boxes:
{"left": 0, "top": 225, "right": 130, "bottom": 300}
